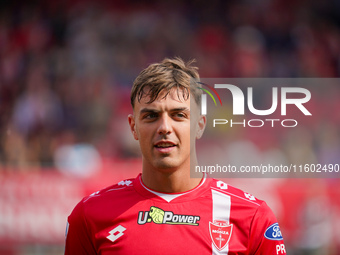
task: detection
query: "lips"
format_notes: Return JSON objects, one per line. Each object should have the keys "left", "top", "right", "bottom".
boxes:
{"left": 155, "top": 142, "right": 176, "bottom": 148}
{"left": 154, "top": 141, "right": 177, "bottom": 153}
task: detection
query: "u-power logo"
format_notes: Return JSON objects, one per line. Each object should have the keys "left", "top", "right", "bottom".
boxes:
{"left": 199, "top": 84, "right": 311, "bottom": 128}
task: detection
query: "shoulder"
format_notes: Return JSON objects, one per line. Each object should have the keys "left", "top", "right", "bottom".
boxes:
{"left": 209, "top": 178, "right": 267, "bottom": 209}
{"left": 83, "top": 178, "right": 135, "bottom": 203}
{"left": 68, "top": 177, "right": 137, "bottom": 220}
{"left": 208, "top": 178, "right": 279, "bottom": 232}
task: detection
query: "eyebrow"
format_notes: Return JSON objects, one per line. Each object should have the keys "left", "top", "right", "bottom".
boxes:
{"left": 139, "top": 107, "right": 190, "bottom": 114}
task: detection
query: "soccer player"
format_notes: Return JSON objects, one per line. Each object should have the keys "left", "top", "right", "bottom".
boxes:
{"left": 65, "top": 57, "right": 286, "bottom": 254}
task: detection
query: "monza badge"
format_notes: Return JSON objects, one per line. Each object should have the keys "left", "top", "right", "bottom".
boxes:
{"left": 209, "top": 220, "right": 233, "bottom": 251}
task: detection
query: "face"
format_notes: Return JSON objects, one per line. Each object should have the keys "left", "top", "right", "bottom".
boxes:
{"left": 128, "top": 89, "right": 206, "bottom": 172}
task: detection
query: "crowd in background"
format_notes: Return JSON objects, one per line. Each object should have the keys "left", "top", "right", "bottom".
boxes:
{"left": 0, "top": 1, "right": 340, "bottom": 254}
{"left": 1, "top": 0, "right": 340, "bottom": 171}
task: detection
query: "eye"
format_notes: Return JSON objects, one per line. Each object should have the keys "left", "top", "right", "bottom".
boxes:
{"left": 172, "top": 112, "right": 187, "bottom": 119}
{"left": 144, "top": 112, "right": 158, "bottom": 119}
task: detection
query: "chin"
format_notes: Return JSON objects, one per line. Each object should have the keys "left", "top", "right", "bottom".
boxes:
{"left": 154, "top": 160, "right": 180, "bottom": 171}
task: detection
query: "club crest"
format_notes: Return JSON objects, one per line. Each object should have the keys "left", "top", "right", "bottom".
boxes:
{"left": 209, "top": 220, "right": 233, "bottom": 251}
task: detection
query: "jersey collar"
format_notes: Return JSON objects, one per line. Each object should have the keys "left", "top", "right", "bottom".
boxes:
{"left": 133, "top": 173, "right": 210, "bottom": 203}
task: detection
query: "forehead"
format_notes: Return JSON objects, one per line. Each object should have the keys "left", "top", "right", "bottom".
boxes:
{"left": 137, "top": 88, "right": 190, "bottom": 107}
{"left": 133, "top": 89, "right": 202, "bottom": 120}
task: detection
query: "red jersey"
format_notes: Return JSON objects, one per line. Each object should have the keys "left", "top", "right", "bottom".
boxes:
{"left": 65, "top": 174, "right": 286, "bottom": 255}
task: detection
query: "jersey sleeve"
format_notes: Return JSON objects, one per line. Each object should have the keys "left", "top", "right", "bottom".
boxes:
{"left": 249, "top": 202, "right": 286, "bottom": 255}
{"left": 64, "top": 199, "right": 97, "bottom": 255}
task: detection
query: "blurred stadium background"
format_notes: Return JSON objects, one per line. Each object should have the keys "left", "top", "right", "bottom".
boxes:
{"left": 0, "top": 0, "right": 340, "bottom": 254}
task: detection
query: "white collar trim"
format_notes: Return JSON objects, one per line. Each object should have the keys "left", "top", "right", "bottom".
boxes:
{"left": 139, "top": 173, "right": 206, "bottom": 203}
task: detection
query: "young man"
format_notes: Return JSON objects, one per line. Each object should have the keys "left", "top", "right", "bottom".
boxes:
{"left": 65, "top": 58, "right": 286, "bottom": 254}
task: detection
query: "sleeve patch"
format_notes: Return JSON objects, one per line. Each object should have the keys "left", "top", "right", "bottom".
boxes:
{"left": 264, "top": 223, "right": 283, "bottom": 240}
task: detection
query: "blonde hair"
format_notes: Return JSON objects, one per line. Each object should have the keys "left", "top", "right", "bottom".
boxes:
{"left": 130, "top": 57, "right": 202, "bottom": 108}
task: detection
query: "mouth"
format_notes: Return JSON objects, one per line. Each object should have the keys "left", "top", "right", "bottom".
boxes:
{"left": 154, "top": 141, "right": 177, "bottom": 153}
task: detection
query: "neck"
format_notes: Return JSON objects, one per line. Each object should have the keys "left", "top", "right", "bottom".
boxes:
{"left": 141, "top": 158, "right": 202, "bottom": 193}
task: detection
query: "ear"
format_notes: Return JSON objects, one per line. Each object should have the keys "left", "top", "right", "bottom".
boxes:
{"left": 128, "top": 114, "right": 138, "bottom": 140}
{"left": 196, "top": 115, "right": 206, "bottom": 139}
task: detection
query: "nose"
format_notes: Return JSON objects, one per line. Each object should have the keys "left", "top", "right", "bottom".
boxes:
{"left": 157, "top": 114, "right": 172, "bottom": 135}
